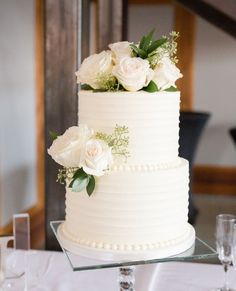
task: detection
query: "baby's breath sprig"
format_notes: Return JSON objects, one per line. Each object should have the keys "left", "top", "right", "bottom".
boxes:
{"left": 95, "top": 125, "right": 130, "bottom": 160}
{"left": 57, "top": 167, "right": 78, "bottom": 184}
{"left": 110, "top": 125, "right": 130, "bottom": 159}
{"left": 57, "top": 168, "right": 67, "bottom": 184}
{"left": 161, "top": 31, "right": 179, "bottom": 64}
{"left": 95, "top": 73, "right": 124, "bottom": 92}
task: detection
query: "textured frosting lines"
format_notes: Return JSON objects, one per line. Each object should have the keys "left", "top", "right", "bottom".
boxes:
{"left": 78, "top": 90, "right": 180, "bottom": 165}
{"left": 64, "top": 158, "right": 189, "bottom": 248}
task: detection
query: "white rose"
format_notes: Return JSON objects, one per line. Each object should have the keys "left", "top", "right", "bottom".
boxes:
{"left": 109, "top": 41, "right": 132, "bottom": 64}
{"left": 112, "top": 57, "right": 154, "bottom": 92}
{"left": 152, "top": 57, "right": 183, "bottom": 90}
{"left": 82, "top": 139, "right": 113, "bottom": 177}
{"left": 48, "top": 125, "right": 93, "bottom": 168}
{"left": 75, "top": 51, "right": 113, "bottom": 89}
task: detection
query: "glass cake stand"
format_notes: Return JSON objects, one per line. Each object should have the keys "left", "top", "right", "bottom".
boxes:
{"left": 51, "top": 221, "right": 217, "bottom": 290}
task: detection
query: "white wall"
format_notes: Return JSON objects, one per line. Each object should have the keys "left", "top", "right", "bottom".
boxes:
{"left": 0, "top": 0, "right": 37, "bottom": 226}
{"left": 128, "top": 5, "right": 174, "bottom": 42}
{"left": 129, "top": 4, "right": 236, "bottom": 167}
{"left": 194, "top": 17, "right": 236, "bottom": 166}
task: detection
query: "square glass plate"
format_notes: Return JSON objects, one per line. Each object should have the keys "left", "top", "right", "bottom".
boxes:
{"left": 50, "top": 221, "right": 217, "bottom": 272}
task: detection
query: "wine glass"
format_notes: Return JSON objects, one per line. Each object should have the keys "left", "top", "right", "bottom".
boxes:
{"left": 214, "top": 214, "right": 236, "bottom": 291}
{"left": 24, "top": 251, "right": 51, "bottom": 291}
{"left": 231, "top": 222, "right": 236, "bottom": 269}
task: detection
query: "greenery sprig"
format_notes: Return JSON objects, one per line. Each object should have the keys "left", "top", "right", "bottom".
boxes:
{"left": 147, "top": 31, "right": 180, "bottom": 68}
{"left": 56, "top": 167, "right": 95, "bottom": 197}
{"left": 130, "top": 29, "right": 167, "bottom": 61}
{"left": 57, "top": 167, "right": 77, "bottom": 185}
{"left": 95, "top": 125, "right": 130, "bottom": 160}
{"left": 69, "top": 168, "right": 95, "bottom": 196}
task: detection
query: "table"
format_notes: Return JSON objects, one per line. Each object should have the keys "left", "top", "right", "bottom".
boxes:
{"left": 3, "top": 249, "right": 236, "bottom": 291}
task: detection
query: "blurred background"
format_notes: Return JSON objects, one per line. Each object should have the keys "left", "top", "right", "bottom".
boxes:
{"left": 0, "top": 0, "right": 236, "bottom": 250}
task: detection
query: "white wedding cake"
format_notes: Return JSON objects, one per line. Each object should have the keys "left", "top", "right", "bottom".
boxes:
{"left": 48, "top": 31, "right": 195, "bottom": 260}
{"left": 59, "top": 90, "right": 195, "bottom": 259}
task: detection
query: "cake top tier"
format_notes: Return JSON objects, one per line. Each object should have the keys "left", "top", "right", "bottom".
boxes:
{"left": 79, "top": 90, "right": 181, "bottom": 166}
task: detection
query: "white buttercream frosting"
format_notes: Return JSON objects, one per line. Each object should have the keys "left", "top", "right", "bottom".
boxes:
{"left": 78, "top": 90, "right": 180, "bottom": 165}
{"left": 64, "top": 158, "right": 191, "bottom": 252}
{"left": 61, "top": 90, "right": 194, "bottom": 258}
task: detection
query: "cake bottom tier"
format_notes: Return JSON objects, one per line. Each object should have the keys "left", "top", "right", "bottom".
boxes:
{"left": 62, "top": 158, "right": 195, "bottom": 260}
{"left": 58, "top": 222, "right": 195, "bottom": 260}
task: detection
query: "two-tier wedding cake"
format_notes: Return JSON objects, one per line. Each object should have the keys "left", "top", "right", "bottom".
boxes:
{"left": 48, "top": 30, "right": 195, "bottom": 260}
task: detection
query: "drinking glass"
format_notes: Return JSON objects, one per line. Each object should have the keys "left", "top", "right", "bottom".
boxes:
{"left": 0, "top": 214, "right": 30, "bottom": 290}
{"left": 214, "top": 214, "right": 235, "bottom": 291}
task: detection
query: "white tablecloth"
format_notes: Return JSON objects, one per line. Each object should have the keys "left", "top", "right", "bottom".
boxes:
{"left": 3, "top": 250, "right": 236, "bottom": 291}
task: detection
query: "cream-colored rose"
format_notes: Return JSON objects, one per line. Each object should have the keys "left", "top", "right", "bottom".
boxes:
{"left": 82, "top": 139, "right": 113, "bottom": 177}
{"left": 48, "top": 125, "right": 92, "bottom": 168}
{"left": 152, "top": 57, "right": 183, "bottom": 90}
{"left": 75, "top": 51, "right": 113, "bottom": 89}
{"left": 112, "top": 57, "right": 153, "bottom": 92}
{"left": 109, "top": 41, "right": 132, "bottom": 64}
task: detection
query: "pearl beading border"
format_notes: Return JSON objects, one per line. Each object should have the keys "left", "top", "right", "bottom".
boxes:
{"left": 61, "top": 223, "right": 191, "bottom": 252}
{"left": 110, "top": 159, "right": 184, "bottom": 172}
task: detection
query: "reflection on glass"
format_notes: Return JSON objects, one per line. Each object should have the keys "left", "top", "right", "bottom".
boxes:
{"left": 50, "top": 221, "right": 217, "bottom": 272}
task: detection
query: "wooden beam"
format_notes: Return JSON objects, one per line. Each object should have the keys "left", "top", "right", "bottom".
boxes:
{"left": 32, "top": 0, "right": 46, "bottom": 248}
{"left": 193, "top": 166, "right": 236, "bottom": 195}
{"left": 81, "top": 0, "right": 91, "bottom": 60}
{"left": 174, "top": 4, "right": 196, "bottom": 110}
{"left": 44, "top": 0, "right": 79, "bottom": 250}
{"left": 97, "top": 0, "right": 128, "bottom": 51}
{"left": 36, "top": 0, "right": 45, "bottom": 211}
{"left": 174, "top": 0, "right": 236, "bottom": 39}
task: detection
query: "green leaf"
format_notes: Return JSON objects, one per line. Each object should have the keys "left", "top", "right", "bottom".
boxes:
{"left": 130, "top": 44, "right": 147, "bottom": 59}
{"left": 139, "top": 29, "right": 155, "bottom": 51}
{"left": 139, "top": 36, "right": 147, "bottom": 50}
{"left": 71, "top": 176, "right": 89, "bottom": 192}
{"left": 72, "top": 168, "right": 88, "bottom": 180}
{"left": 49, "top": 131, "right": 58, "bottom": 141}
{"left": 143, "top": 80, "right": 159, "bottom": 93}
{"left": 147, "top": 38, "right": 167, "bottom": 54}
{"left": 137, "top": 48, "right": 148, "bottom": 58}
{"left": 92, "top": 88, "right": 107, "bottom": 93}
{"left": 142, "top": 29, "right": 155, "bottom": 51}
{"left": 164, "top": 86, "right": 178, "bottom": 92}
{"left": 130, "top": 44, "right": 139, "bottom": 54}
{"left": 69, "top": 168, "right": 88, "bottom": 188}
{"left": 86, "top": 175, "right": 95, "bottom": 196}
{"left": 81, "top": 83, "right": 93, "bottom": 90}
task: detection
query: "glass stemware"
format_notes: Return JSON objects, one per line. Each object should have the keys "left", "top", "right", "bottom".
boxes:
{"left": 24, "top": 251, "right": 51, "bottom": 291}
{"left": 231, "top": 223, "right": 236, "bottom": 269}
{"left": 0, "top": 236, "right": 15, "bottom": 291}
{"left": 214, "top": 214, "right": 235, "bottom": 291}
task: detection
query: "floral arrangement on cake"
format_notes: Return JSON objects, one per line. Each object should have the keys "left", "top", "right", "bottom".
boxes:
{"left": 48, "top": 30, "right": 182, "bottom": 196}
{"left": 48, "top": 125, "right": 129, "bottom": 196}
{"left": 76, "top": 30, "right": 182, "bottom": 92}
